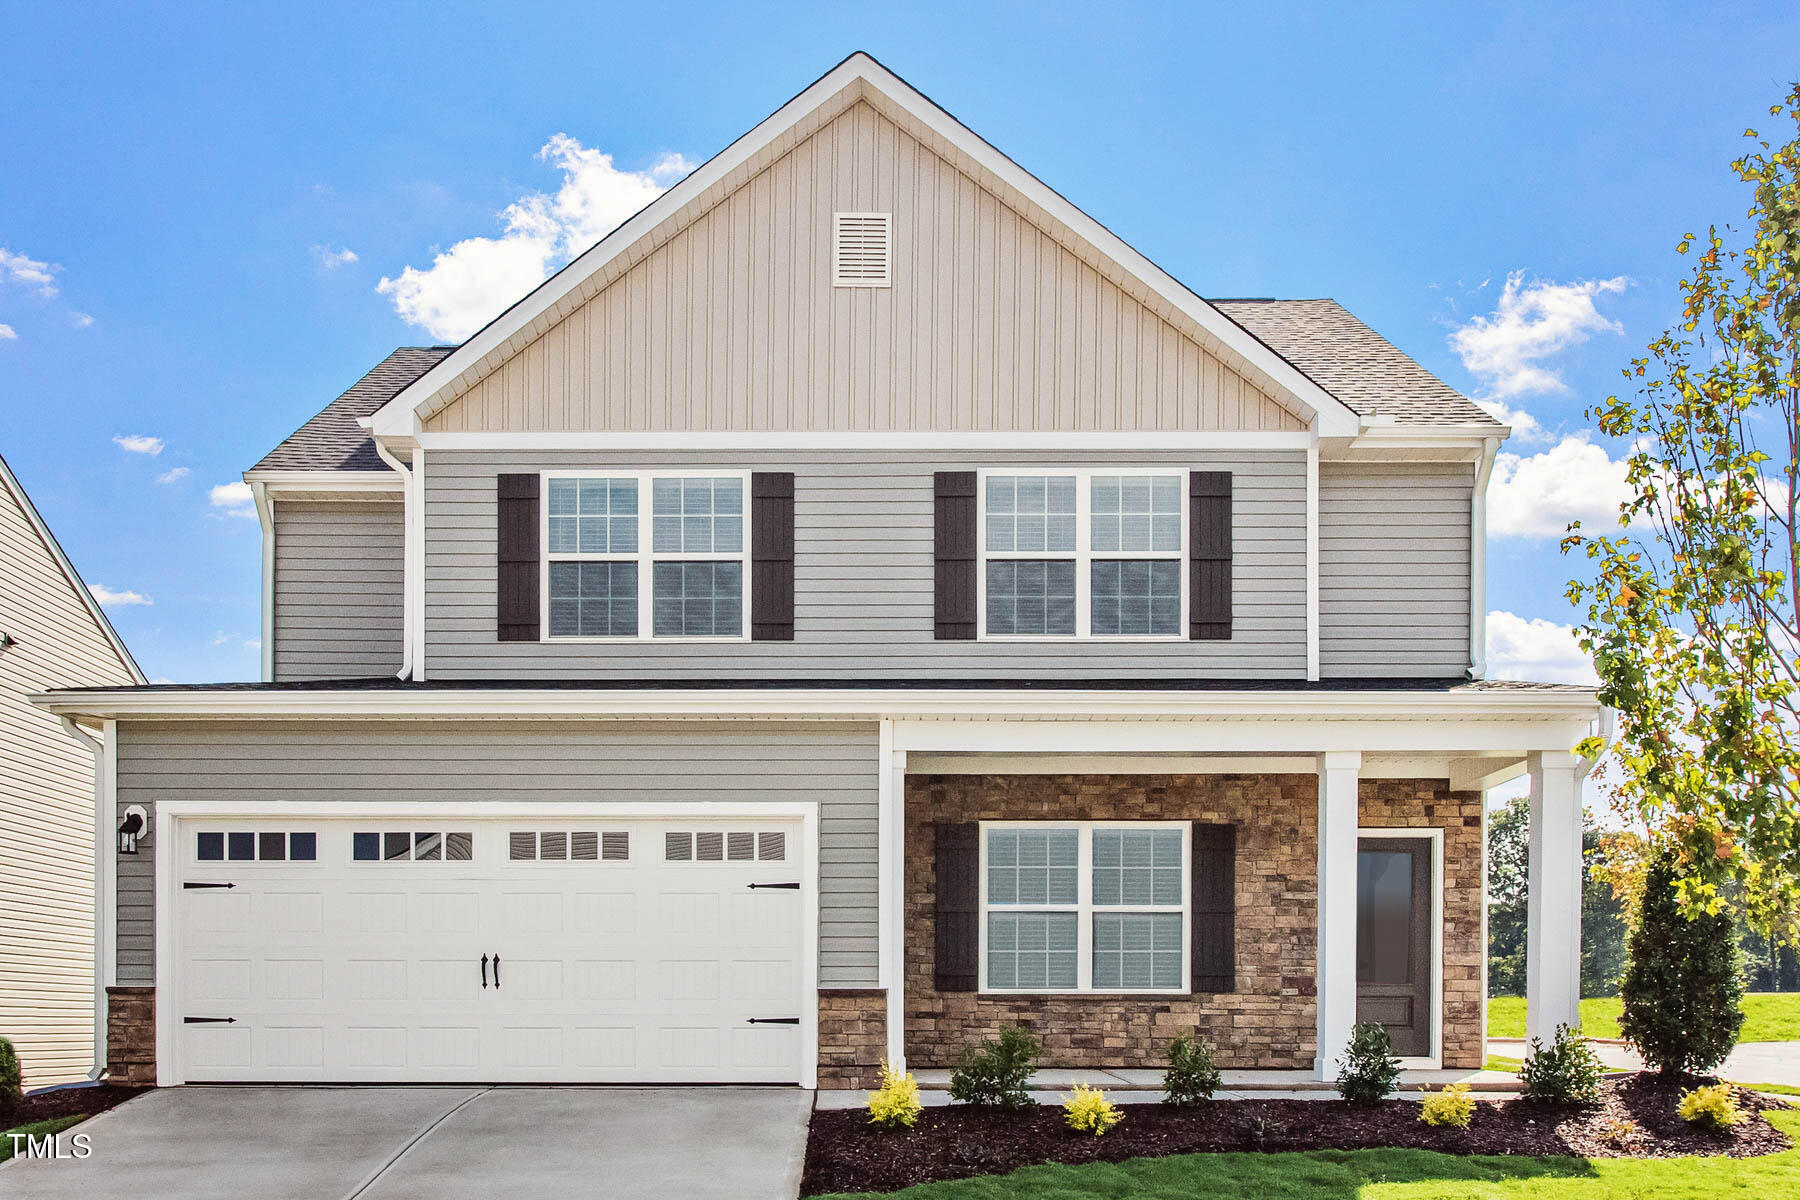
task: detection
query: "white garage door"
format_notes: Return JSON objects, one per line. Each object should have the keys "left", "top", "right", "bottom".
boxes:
{"left": 170, "top": 817, "right": 807, "bottom": 1083}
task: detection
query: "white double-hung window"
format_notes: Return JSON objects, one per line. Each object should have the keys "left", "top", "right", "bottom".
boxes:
{"left": 542, "top": 471, "right": 749, "bottom": 640}
{"left": 980, "top": 822, "right": 1189, "bottom": 993}
{"left": 979, "top": 470, "right": 1186, "bottom": 638}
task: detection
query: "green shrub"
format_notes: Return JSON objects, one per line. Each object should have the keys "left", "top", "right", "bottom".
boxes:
{"left": 1162, "top": 1031, "right": 1223, "bottom": 1105}
{"left": 948, "top": 1025, "right": 1039, "bottom": 1109}
{"left": 1335, "top": 1022, "right": 1400, "bottom": 1105}
{"left": 1419, "top": 1081, "right": 1475, "bottom": 1128}
{"left": 866, "top": 1059, "right": 922, "bottom": 1130}
{"left": 0, "top": 1038, "right": 19, "bottom": 1126}
{"left": 1520, "top": 1022, "right": 1603, "bottom": 1104}
{"left": 1677, "top": 1082, "right": 1745, "bottom": 1131}
{"left": 1062, "top": 1083, "right": 1123, "bottom": 1135}
{"left": 1619, "top": 847, "right": 1746, "bottom": 1077}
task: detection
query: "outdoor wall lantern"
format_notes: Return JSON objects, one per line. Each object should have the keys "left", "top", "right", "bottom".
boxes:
{"left": 117, "top": 805, "right": 148, "bottom": 855}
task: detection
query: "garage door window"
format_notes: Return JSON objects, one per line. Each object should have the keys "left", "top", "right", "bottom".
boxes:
{"left": 509, "top": 830, "right": 630, "bottom": 861}
{"left": 664, "top": 830, "right": 786, "bottom": 862}
{"left": 353, "top": 831, "right": 472, "bottom": 862}
{"left": 196, "top": 831, "right": 317, "bottom": 862}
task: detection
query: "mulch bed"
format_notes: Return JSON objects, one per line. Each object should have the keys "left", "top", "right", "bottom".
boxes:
{"left": 10, "top": 1083, "right": 148, "bottom": 1128}
{"left": 802, "top": 1075, "right": 1791, "bottom": 1196}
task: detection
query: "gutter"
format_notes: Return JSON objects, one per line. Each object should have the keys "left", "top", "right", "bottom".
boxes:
{"left": 1468, "top": 436, "right": 1503, "bottom": 680}
{"left": 58, "top": 717, "right": 110, "bottom": 1081}
{"left": 251, "top": 481, "right": 275, "bottom": 682}
{"left": 371, "top": 439, "right": 416, "bottom": 680}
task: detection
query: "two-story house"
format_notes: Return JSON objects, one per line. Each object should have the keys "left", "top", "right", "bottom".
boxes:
{"left": 37, "top": 54, "right": 1601, "bottom": 1091}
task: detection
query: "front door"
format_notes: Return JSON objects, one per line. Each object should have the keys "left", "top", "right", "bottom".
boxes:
{"left": 1355, "top": 836, "right": 1434, "bottom": 1058}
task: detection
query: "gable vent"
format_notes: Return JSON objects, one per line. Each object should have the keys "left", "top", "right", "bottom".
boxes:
{"left": 833, "top": 212, "right": 892, "bottom": 287}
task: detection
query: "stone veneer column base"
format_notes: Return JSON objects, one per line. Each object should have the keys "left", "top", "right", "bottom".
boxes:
{"left": 817, "top": 989, "right": 886, "bottom": 1089}
{"left": 106, "top": 986, "right": 156, "bottom": 1087}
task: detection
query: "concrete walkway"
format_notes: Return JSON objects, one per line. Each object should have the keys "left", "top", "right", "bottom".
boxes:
{"left": 1488, "top": 1038, "right": 1800, "bottom": 1088}
{"left": 0, "top": 1086, "right": 812, "bottom": 1200}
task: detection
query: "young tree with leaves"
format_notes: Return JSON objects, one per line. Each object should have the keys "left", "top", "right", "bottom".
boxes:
{"left": 1566, "top": 85, "right": 1800, "bottom": 933}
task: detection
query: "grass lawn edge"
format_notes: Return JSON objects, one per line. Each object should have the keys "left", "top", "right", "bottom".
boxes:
{"left": 0, "top": 1114, "right": 90, "bottom": 1164}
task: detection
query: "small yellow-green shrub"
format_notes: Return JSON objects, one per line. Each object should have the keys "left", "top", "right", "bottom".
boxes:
{"left": 1677, "top": 1082, "right": 1744, "bottom": 1131}
{"left": 1418, "top": 1081, "right": 1474, "bottom": 1128}
{"left": 1062, "top": 1083, "right": 1123, "bottom": 1136}
{"left": 867, "top": 1059, "right": 923, "bottom": 1130}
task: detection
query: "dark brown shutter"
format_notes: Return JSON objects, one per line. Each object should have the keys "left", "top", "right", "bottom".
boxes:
{"left": 934, "top": 822, "right": 979, "bottom": 991}
{"left": 750, "top": 472, "right": 795, "bottom": 640}
{"left": 934, "top": 471, "right": 977, "bottom": 639}
{"left": 1189, "top": 471, "right": 1232, "bottom": 640}
{"left": 1191, "top": 823, "right": 1236, "bottom": 992}
{"left": 496, "top": 473, "right": 540, "bottom": 642}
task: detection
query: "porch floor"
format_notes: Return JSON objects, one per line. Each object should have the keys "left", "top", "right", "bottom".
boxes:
{"left": 815, "top": 1067, "right": 1524, "bottom": 1107}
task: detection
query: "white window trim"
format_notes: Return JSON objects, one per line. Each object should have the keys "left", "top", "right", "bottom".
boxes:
{"left": 975, "top": 467, "right": 1188, "bottom": 641}
{"left": 977, "top": 820, "right": 1191, "bottom": 995}
{"left": 538, "top": 469, "right": 752, "bottom": 643}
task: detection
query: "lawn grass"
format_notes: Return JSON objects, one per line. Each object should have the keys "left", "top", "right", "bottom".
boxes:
{"left": 1484, "top": 1054, "right": 1522, "bottom": 1074}
{"left": 0, "top": 1114, "right": 88, "bottom": 1163}
{"left": 809, "top": 1108, "right": 1800, "bottom": 1199}
{"left": 1486, "top": 992, "right": 1800, "bottom": 1043}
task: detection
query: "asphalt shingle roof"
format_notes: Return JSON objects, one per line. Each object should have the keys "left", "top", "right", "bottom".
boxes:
{"left": 1212, "top": 298, "right": 1498, "bottom": 427}
{"left": 250, "top": 346, "right": 452, "bottom": 473}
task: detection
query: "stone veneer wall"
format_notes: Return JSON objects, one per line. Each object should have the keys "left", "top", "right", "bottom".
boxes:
{"left": 901, "top": 774, "right": 1484, "bottom": 1072}
{"left": 817, "top": 989, "right": 887, "bottom": 1088}
{"left": 105, "top": 986, "right": 155, "bottom": 1086}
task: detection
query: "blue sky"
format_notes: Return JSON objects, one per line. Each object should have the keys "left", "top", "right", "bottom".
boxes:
{"left": 1, "top": 1, "right": 1794, "bottom": 684}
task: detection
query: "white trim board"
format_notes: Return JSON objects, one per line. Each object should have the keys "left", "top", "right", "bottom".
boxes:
{"left": 366, "top": 54, "right": 1360, "bottom": 441}
{"left": 413, "top": 431, "right": 1319, "bottom": 451}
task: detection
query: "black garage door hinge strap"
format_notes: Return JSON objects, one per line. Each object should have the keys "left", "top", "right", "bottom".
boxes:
{"left": 183, "top": 1016, "right": 236, "bottom": 1024}
{"left": 183, "top": 882, "right": 235, "bottom": 889}
{"left": 746, "top": 1017, "right": 800, "bottom": 1025}
{"left": 746, "top": 882, "right": 800, "bottom": 889}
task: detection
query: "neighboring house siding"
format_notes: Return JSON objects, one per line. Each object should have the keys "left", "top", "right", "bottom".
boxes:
{"left": 0, "top": 473, "right": 137, "bottom": 1086}
{"left": 113, "top": 720, "right": 880, "bottom": 987}
{"left": 421, "top": 448, "right": 1308, "bottom": 679}
{"left": 422, "top": 100, "right": 1304, "bottom": 437}
{"left": 1318, "top": 462, "right": 1472, "bottom": 677}
{"left": 272, "top": 499, "right": 404, "bottom": 681}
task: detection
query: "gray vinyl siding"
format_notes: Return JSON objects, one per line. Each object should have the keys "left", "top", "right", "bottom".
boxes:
{"left": 272, "top": 500, "right": 404, "bottom": 681}
{"left": 422, "top": 448, "right": 1307, "bottom": 679}
{"left": 113, "top": 720, "right": 878, "bottom": 987}
{"left": 1318, "top": 462, "right": 1473, "bottom": 677}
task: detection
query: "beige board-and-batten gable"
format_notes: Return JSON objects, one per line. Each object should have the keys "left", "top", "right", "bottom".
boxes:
{"left": 424, "top": 98, "right": 1307, "bottom": 436}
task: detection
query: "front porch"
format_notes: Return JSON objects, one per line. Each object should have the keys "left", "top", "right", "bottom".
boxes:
{"left": 850, "top": 692, "right": 1601, "bottom": 1089}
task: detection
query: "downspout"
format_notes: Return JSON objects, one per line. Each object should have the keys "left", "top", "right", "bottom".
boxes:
{"left": 60, "top": 716, "right": 109, "bottom": 1080}
{"left": 252, "top": 481, "right": 274, "bottom": 682}
{"left": 1467, "top": 436, "right": 1502, "bottom": 680}
{"left": 373, "top": 438, "right": 416, "bottom": 679}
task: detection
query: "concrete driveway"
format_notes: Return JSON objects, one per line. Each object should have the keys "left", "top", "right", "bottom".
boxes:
{"left": 1488, "top": 1038, "right": 1800, "bottom": 1088}
{"left": 0, "top": 1086, "right": 812, "bottom": 1200}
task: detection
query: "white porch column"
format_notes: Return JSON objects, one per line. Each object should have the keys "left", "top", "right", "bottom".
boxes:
{"left": 1526, "top": 749, "right": 1583, "bottom": 1045}
{"left": 1316, "top": 751, "right": 1362, "bottom": 1080}
{"left": 880, "top": 726, "right": 908, "bottom": 1072}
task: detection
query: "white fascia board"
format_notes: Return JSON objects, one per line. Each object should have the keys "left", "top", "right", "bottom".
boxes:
{"left": 243, "top": 470, "right": 403, "bottom": 495}
{"left": 29, "top": 685, "right": 1600, "bottom": 726}
{"left": 367, "top": 53, "right": 1356, "bottom": 439}
{"left": 1320, "top": 425, "right": 1512, "bottom": 461}
{"left": 414, "top": 430, "right": 1316, "bottom": 452}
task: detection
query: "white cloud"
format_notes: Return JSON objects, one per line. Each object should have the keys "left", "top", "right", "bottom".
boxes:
{"left": 113, "top": 433, "right": 164, "bottom": 455}
{"left": 1486, "top": 610, "right": 1596, "bottom": 684}
{"left": 156, "top": 466, "right": 190, "bottom": 484}
{"left": 377, "top": 135, "right": 683, "bottom": 341}
{"left": 312, "top": 245, "right": 359, "bottom": 271}
{"left": 0, "top": 247, "right": 58, "bottom": 296}
{"left": 89, "top": 583, "right": 153, "bottom": 607}
{"left": 208, "top": 481, "right": 256, "bottom": 518}
{"left": 1472, "top": 398, "right": 1547, "bottom": 443}
{"left": 0, "top": 324, "right": 15, "bottom": 341}
{"left": 211, "top": 630, "right": 233, "bottom": 646}
{"left": 244, "top": 637, "right": 262, "bottom": 651}
{"left": 1487, "top": 433, "right": 1633, "bottom": 539}
{"left": 1450, "top": 272, "right": 1628, "bottom": 399}
{"left": 70, "top": 312, "right": 94, "bottom": 328}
